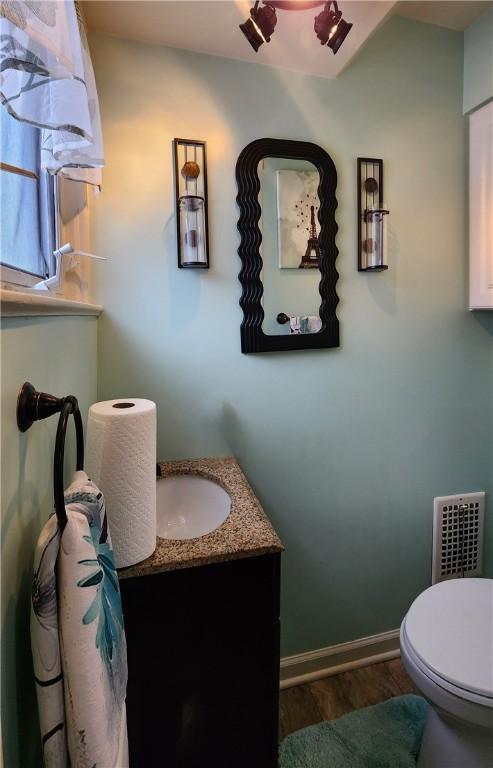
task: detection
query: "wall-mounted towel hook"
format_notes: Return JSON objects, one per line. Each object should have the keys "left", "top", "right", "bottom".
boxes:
{"left": 17, "top": 383, "right": 83, "bottom": 462}
{"left": 17, "top": 381, "right": 66, "bottom": 432}
{"left": 17, "top": 382, "right": 84, "bottom": 530}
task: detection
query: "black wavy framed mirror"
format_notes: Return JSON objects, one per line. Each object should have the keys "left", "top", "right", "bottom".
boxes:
{"left": 236, "top": 138, "right": 339, "bottom": 354}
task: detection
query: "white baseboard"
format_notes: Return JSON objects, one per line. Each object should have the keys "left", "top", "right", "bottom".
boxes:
{"left": 280, "top": 629, "right": 401, "bottom": 690}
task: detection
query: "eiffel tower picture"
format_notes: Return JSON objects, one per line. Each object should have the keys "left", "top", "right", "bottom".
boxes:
{"left": 299, "top": 205, "right": 321, "bottom": 269}
{"left": 277, "top": 169, "right": 321, "bottom": 268}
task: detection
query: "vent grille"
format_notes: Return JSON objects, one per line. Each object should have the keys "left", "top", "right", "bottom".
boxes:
{"left": 432, "top": 493, "right": 485, "bottom": 584}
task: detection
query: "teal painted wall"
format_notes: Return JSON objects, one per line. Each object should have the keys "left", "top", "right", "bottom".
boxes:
{"left": 1, "top": 316, "right": 98, "bottom": 767}
{"left": 463, "top": 4, "right": 493, "bottom": 113}
{"left": 89, "top": 16, "right": 493, "bottom": 658}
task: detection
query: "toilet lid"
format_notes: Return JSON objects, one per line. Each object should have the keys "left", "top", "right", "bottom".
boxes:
{"left": 405, "top": 578, "right": 493, "bottom": 699}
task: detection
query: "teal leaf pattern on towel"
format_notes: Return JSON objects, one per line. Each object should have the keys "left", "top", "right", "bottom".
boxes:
{"left": 70, "top": 490, "right": 125, "bottom": 677}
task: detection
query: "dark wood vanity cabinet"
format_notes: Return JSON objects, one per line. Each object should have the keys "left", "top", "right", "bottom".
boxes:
{"left": 120, "top": 552, "right": 281, "bottom": 768}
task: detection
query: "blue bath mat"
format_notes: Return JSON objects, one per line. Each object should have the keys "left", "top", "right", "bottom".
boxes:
{"left": 279, "top": 694, "right": 429, "bottom": 768}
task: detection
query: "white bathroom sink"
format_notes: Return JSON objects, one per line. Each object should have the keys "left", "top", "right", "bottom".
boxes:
{"left": 156, "top": 474, "right": 231, "bottom": 540}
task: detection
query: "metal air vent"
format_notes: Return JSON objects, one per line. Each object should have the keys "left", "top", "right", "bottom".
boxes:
{"left": 432, "top": 492, "right": 485, "bottom": 584}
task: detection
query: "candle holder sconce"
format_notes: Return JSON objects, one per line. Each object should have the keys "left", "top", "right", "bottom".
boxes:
{"left": 357, "top": 158, "right": 389, "bottom": 272}
{"left": 174, "top": 138, "right": 210, "bottom": 268}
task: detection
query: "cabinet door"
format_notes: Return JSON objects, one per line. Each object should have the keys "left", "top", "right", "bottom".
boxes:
{"left": 121, "top": 554, "right": 281, "bottom": 768}
{"left": 469, "top": 101, "right": 493, "bottom": 310}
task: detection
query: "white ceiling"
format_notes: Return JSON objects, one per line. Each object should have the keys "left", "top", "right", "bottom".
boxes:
{"left": 395, "top": 1, "right": 491, "bottom": 31}
{"left": 82, "top": 0, "right": 396, "bottom": 79}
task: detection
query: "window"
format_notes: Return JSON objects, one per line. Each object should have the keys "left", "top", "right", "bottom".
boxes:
{"left": 1, "top": 107, "right": 58, "bottom": 286}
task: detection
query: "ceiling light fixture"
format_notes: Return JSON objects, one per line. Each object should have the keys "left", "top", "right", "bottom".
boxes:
{"left": 239, "top": 1, "right": 278, "bottom": 52}
{"left": 239, "top": 0, "right": 352, "bottom": 55}
{"left": 314, "top": 1, "right": 352, "bottom": 54}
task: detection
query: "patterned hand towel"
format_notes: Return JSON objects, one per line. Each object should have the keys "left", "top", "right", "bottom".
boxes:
{"left": 31, "top": 471, "right": 128, "bottom": 768}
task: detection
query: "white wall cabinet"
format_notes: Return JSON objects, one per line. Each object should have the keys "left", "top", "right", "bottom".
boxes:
{"left": 469, "top": 101, "right": 493, "bottom": 310}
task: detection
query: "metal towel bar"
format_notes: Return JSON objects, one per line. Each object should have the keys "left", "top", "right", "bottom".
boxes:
{"left": 17, "top": 382, "right": 84, "bottom": 530}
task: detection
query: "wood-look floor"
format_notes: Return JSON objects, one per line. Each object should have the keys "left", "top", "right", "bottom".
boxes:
{"left": 279, "top": 658, "right": 418, "bottom": 742}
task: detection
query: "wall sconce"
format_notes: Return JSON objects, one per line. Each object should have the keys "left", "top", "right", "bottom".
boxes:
{"left": 357, "top": 158, "right": 389, "bottom": 272}
{"left": 174, "top": 138, "right": 209, "bottom": 268}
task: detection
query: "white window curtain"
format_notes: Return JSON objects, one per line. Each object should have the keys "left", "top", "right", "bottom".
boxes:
{"left": 0, "top": 0, "right": 104, "bottom": 186}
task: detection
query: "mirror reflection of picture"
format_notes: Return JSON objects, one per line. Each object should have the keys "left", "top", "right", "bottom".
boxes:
{"left": 276, "top": 169, "right": 320, "bottom": 269}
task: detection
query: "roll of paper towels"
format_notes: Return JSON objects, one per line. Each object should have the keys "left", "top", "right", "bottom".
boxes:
{"left": 86, "top": 399, "right": 157, "bottom": 568}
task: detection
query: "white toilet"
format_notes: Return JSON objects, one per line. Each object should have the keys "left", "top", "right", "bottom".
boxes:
{"left": 400, "top": 578, "right": 493, "bottom": 768}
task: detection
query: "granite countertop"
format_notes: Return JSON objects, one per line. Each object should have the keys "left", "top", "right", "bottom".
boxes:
{"left": 118, "top": 457, "right": 283, "bottom": 579}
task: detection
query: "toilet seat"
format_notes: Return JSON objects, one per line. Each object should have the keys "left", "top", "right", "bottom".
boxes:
{"left": 403, "top": 578, "right": 493, "bottom": 706}
{"left": 401, "top": 622, "right": 493, "bottom": 709}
